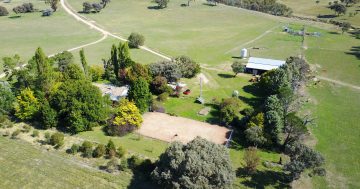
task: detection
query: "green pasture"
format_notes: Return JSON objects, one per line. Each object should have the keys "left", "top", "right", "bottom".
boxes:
{"left": 279, "top": 0, "right": 360, "bottom": 26}
{"left": 0, "top": 137, "right": 133, "bottom": 189}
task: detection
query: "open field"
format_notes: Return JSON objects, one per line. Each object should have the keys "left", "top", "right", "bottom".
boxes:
{"left": 279, "top": 0, "right": 360, "bottom": 26}
{"left": 0, "top": 137, "right": 134, "bottom": 189}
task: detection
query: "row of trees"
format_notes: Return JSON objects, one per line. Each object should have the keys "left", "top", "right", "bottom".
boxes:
{"left": 83, "top": 0, "right": 110, "bottom": 13}
{"left": 207, "top": 0, "right": 293, "bottom": 16}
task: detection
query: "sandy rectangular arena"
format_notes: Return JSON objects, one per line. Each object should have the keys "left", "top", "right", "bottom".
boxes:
{"left": 137, "top": 112, "right": 230, "bottom": 144}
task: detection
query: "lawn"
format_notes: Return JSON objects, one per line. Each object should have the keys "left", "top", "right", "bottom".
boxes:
{"left": 68, "top": 0, "right": 279, "bottom": 66}
{"left": 279, "top": 0, "right": 360, "bottom": 27}
{"left": 0, "top": 136, "right": 134, "bottom": 189}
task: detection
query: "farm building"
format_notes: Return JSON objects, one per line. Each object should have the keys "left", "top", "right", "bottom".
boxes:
{"left": 246, "top": 57, "right": 285, "bottom": 75}
{"left": 93, "top": 83, "right": 129, "bottom": 102}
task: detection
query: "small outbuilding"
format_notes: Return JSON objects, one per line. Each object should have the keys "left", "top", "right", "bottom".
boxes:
{"left": 246, "top": 57, "right": 285, "bottom": 75}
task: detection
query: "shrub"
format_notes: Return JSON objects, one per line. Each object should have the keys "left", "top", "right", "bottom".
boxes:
{"left": 32, "top": 130, "right": 39, "bottom": 137}
{"left": 127, "top": 155, "right": 143, "bottom": 170}
{"left": 82, "top": 2, "right": 92, "bottom": 13}
{"left": 89, "top": 65, "right": 104, "bottom": 82}
{"left": 128, "top": 33, "right": 145, "bottom": 48}
{"left": 50, "top": 132, "right": 64, "bottom": 148}
{"left": 93, "top": 144, "right": 106, "bottom": 158}
{"left": 44, "top": 132, "right": 51, "bottom": 143}
{"left": 106, "top": 139, "right": 117, "bottom": 158}
{"left": 244, "top": 147, "right": 260, "bottom": 174}
{"left": 22, "top": 125, "right": 31, "bottom": 133}
{"left": 81, "top": 141, "right": 93, "bottom": 158}
{"left": 157, "top": 92, "right": 169, "bottom": 102}
{"left": 117, "top": 146, "right": 126, "bottom": 158}
{"left": 105, "top": 158, "right": 119, "bottom": 173}
{"left": 0, "top": 6, "right": 9, "bottom": 16}
{"left": 92, "top": 3, "right": 102, "bottom": 12}
{"left": 70, "top": 144, "right": 80, "bottom": 154}
{"left": 11, "top": 129, "right": 21, "bottom": 139}
{"left": 13, "top": 3, "right": 34, "bottom": 14}
{"left": 150, "top": 101, "right": 165, "bottom": 113}
{"left": 150, "top": 76, "right": 171, "bottom": 95}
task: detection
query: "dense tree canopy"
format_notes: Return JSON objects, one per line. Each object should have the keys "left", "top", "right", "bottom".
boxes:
{"left": 174, "top": 56, "right": 201, "bottom": 78}
{"left": 0, "top": 82, "right": 15, "bottom": 115}
{"left": 14, "top": 88, "right": 40, "bottom": 121}
{"left": 149, "top": 60, "right": 182, "bottom": 82}
{"left": 128, "top": 77, "right": 152, "bottom": 113}
{"left": 152, "top": 137, "right": 235, "bottom": 188}
{"left": 52, "top": 51, "right": 74, "bottom": 72}
{"left": 50, "top": 80, "right": 108, "bottom": 133}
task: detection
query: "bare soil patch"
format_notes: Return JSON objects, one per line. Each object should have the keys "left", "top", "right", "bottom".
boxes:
{"left": 138, "top": 112, "right": 230, "bottom": 144}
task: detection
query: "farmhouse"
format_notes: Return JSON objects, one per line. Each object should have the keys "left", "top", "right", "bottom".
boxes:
{"left": 246, "top": 57, "right": 286, "bottom": 75}
{"left": 93, "top": 83, "right": 129, "bottom": 102}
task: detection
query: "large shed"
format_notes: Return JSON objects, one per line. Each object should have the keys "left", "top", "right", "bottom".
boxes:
{"left": 246, "top": 57, "right": 285, "bottom": 75}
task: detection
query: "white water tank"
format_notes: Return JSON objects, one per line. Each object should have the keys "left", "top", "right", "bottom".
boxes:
{"left": 241, "top": 48, "right": 248, "bottom": 59}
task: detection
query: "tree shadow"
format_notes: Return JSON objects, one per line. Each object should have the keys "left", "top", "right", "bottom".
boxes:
{"left": 180, "top": 3, "right": 188, "bottom": 7}
{"left": 217, "top": 73, "right": 234, "bottom": 78}
{"left": 328, "top": 31, "right": 340, "bottom": 35}
{"left": 127, "top": 161, "right": 158, "bottom": 189}
{"left": 147, "top": 6, "right": 161, "bottom": 10}
{"left": 317, "top": 14, "right": 337, "bottom": 18}
{"left": 236, "top": 168, "right": 290, "bottom": 189}
{"left": 345, "top": 46, "right": 360, "bottom": 60}
{"left": 8, "top": 15, "right": 21, "bottom": 19}
{"left": 202, "top": 3, "right": 217, "bottom": 6}
{"left": 232, "top": 56, "right": 242, "bottom": 59}
{"left": 205, "top": 103, "right": 221, "bottom": 125}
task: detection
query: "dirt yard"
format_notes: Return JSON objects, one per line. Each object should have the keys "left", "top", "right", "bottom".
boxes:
{"left": 137, "top": 112, "right": 230, "bottom": 144}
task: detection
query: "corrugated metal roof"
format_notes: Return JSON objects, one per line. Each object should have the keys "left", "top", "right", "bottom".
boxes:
{"left": 246, "top": 57, "right": 285, "bottom": 71}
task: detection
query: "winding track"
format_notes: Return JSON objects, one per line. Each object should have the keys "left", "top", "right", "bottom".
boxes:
{"left": 60, "top": 0, "right": 171, "bottom": 61}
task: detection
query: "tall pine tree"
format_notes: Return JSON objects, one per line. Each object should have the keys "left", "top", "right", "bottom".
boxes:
{"left": 128, "top": 77, "right": 152, "bottom": 113}
{"left": 80, "top": 49, "right": 89, "bottom": 78}
{"left": 34, "top": 47, "right": 52, "bottom": 92}
{"left": 111, "top": 44, "right": 119, "bottom": 78}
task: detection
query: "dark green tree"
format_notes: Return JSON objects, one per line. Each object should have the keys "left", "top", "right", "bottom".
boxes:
{"left": 63, "top": 63, "right": 86, "bottom": 81}
{"left": 80, "top": 49, "right": 89, "bottom": 78}
{"left": 259, "top": 68, "right": 290, "bottom": 95}
{"left": 128, "top": 77, "right": 152, "bottom": 113}
{"left": 128, "top": 32, "right": 145, "bottom": 48}
{"left": 175, "top": 56, "right": 201, "bottom": 78}
{"left": 329, "top": 4, "right": 347, "bottom": 15}
{"left": 231, "top": 61, "right": 245, "bottom": 76}
{"left": 155, "top": 0, "right": 170, "bottom": 8}
{"left": 34, "top": 47, "right": 53, "bottom": 92}
{"left": 93, "top": 144, "right": 106, "bottom": 158}
{"left": 0, "top": 82, "right": 15, "bottom": 115}
{"left": 126, "top": 63, "right": 152, "bottom": 84}
{"left": 50, "top": 80, "right": 108, "bottom": 133}
{"left": 151, "top": 137, "right": 235, "bottom": 188}
{"left": 111, "top": 44, "right": 119, "bottom": 78}
{"left": 45, "top": 0, "right": 60, "bottom": 11}
{"left": 52, "top": 51, "right": 74, "bottom": 72}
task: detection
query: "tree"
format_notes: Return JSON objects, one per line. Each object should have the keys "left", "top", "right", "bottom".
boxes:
{"left": 283, "top": 113, "right": 308, "bottom": 147}
{"left": 219, "top": 97, "right": 241, "bottom": 126}
{"left": 118, "top": 42, "right": 133, "bottom": 69}
{"left": 38, "top": 97, "right": 58, "bottom": 129}
{"left": 175, "top": 56, "right": 200, "bottom": 78}
{"left": 128, "top": 32, "right": 145, "bottom": 48}
{"left": 0, "top": 6, "right": 9, "bottom": 16}
{"left": 50, "top": 80, "right": 108, "bottom": 133}
{"left": 106, "top": 139, "right": 117, "bottom": 158}
{"left": 231, "top": 61, "right": 245, "bottom": 76}
{"left": 245, "top": 126, "right": 267, "bottom": 147}
{"left": 341, "top": 22, "right": 351, "bottom": 34}
{"left": 52, "top": 51, "right": 74, "bottom": 72}
{"left": 259, "top": 68, "right": 290, "bottom": 95}
{"left": 93, "top": 144, "right": 106, "bottom": 158}
{"left": 151, "top": 137, "right": 235, "bottom": 188}
{"left": 110, "top": 44, "right": 119, "bottom": 78}
{"left": 244, "top": 147, "right": 260, "bottom": 174}
{"left": 14, "top": 88, "right": 40, "bottom": 120}
{"left": 80, "top": 49, "right": 89, "bottom": 78}
{"left": 81, "top": 141, "right": 93, "bottom": 158}
{"left": 284, "top": 142, "right": 325, "bottom": 180}
{"left": 150, "top": 76, "right": 169, "bottom": 95}
{"left": 264, "top": 95, "right": 284, "bottom": 144}
{"left": 155, "top": 0, "right": 170, "bottom": 8}
{"left": 63, "top": 63, "right": 86, "bottom": 81}
{"left": 101, "top": 0, "right": 111, "bottom": 8}
{"left": 83, "top": 2, "right": 92, "bottom": 13}
{"left": 2, "top": 54, "right": 22, "bottom": 78}
{"left": 34, "top": 47, "right": 53, "bottom": 93}
{"left": 92, "top": 3, "right": 103, "bottom": 12}
{"left": 126, "top": 63, "right": 152, "bottom": 84}
{"left": 13, "top": 3, "right": 34, "bottom": 14}
{"left": 45, "top": 0, "right": 60, "bottom": 11}
{"left": 148, "top": 61, "right": 182, "bottom": 82}
{"left": 106, "top": 99, "right": 143, "bottom": 136}
{"left": 329, "top": 4, "right": 347, "bottom": 15}
{"left": 0, "top": 82, "right": 15, "bottom": 115}
{"left": 50, "top": 132, "right": 64, "bottom": 148}
{"left": 89, "top": 65, "right": 104, "bottom": 82}
{"left": 128, "top": 77, "right": 152, "bottom": 113}
{"left": 340, "top": 0, "right": 360, "bottom": 6}
{"left": 282, "top": 57, "right": 310, "bottom": 91}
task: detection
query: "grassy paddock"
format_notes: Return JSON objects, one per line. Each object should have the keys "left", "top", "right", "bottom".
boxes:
{"left": 0, "top": 136, "right": 132, "bottom": 188}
